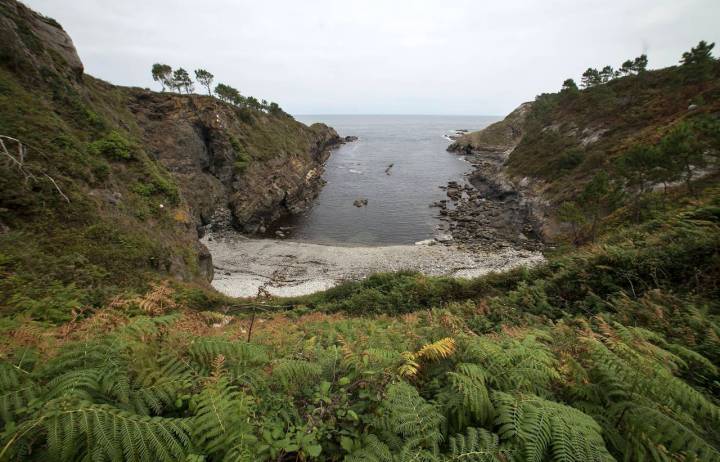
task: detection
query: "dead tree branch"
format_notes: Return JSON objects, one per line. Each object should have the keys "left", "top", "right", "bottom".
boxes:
{"left": 0, "top": 135, "right": 70, "bottom": 203}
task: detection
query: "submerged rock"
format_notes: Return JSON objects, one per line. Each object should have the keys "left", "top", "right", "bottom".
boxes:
{"left": 353, "top": 198, "right": 368, "bottom": 207}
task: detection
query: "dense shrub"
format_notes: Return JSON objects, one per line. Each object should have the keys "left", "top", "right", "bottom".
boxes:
{"left": 88, "top": 130, "right": 135, "bottom": 160}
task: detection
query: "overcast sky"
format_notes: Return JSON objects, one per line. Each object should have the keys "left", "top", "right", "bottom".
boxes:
{"left": 23, "top": 0, "right": 720, "bottom": 115}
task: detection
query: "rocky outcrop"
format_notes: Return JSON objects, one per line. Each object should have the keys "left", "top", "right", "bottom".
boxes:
{"left": 448, "top": 102, "right": 532, "bottom": 154}
{"left": 0, "top": 0, "right": 83, "bottom": 80}
{"left": 127, "top": 90, "right": 341, "bottom": 234}
{"left": 440, "top": 102, "right": 547, "bottom": 248}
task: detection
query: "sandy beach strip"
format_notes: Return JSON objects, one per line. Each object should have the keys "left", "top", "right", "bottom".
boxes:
{"left": 202, "top": 234, "right": 544, "bottom": 298}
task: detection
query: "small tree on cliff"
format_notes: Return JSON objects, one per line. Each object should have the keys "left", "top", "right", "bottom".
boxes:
{"left": 558, "top": 201, "right": 585, "bottom": 245}
{"left": 561, "top": 78, "right": 579, "bottom": 94}
{"left": 658, "top": 122, "right": 706, "bottom": 196}
{"left": 580, "top": 171, "right": 620, "bottom": 241}
{"left": 681, "top": 40, "right": 716, "bottom": 81}
{"left": 599, "top": 65, "right": 615, "bottom": 83}
{"left": 617, "top": 60, "right": 634, "bottom": 77}
{"left": 194, "top": 69, "right": 214, "bottom": 95}
{"left": 631, "top": 54, "right": 648, "bottom": 73}
{"left": 171, "top": 68, "right": 194, "bottom": 94}
{"left": 268, "top": 102, "right": 283, "bottom": 115}
{"left": 151, "top": 63, "right": 172, "bottom": 91}
{"left": 614, "top": 144, "right": 661, "bottom": 221}
{"left": 246, "top": 96, "right": 261, "bottom": 110}
{"left": 214, "top": 83, "right": 240, "bottom": 104}
{"left": 581, "top": 68, "right": 601, "bottom": 88}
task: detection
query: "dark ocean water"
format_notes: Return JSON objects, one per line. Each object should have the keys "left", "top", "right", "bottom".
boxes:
{"left": 283, "top": 115, "right": 499, "bottom": 245}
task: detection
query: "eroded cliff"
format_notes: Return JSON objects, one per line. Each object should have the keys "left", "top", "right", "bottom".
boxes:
{"left": 0, "top": 0, "right": 340, "bottom": 318}
{"left": 127, "top": 90, "right": 340, "bottom": 233}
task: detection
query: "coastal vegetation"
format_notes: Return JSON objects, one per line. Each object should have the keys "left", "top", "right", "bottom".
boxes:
{"left": 151, "top": 62, "right": 286, "bottom": 114}
{"left": 1, "top": 1, "right": 719, "bottom": 461}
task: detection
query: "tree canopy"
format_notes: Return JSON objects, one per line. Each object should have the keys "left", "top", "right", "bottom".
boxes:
{"left": 171, "top": 68, "right": 193, "bottom": 94}
{"left": 151, "top": 63, "right": 172, "bottom": 91}
{"left": 194, "top": 69, "right": 214, "bottom": 96}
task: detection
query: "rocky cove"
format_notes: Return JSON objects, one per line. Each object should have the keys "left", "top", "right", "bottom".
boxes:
{"left": 0, "top": 4, "right": 545, "bottom": 296}
{"left": 202, "top": 114, "right": 546, "bottom": 297}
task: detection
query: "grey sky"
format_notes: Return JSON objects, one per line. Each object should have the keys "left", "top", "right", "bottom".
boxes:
{"left": 22, "top": 0, "right": 720, "bottom": 115}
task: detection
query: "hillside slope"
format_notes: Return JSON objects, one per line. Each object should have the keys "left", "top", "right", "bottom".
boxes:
{"left": 451, "top": 59, "right": 720, "bottom": 240}
{"left": 0, "top": 0, "right": 340, "bottom": 321}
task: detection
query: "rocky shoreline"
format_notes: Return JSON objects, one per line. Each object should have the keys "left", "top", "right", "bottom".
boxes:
{"left": 429, "top": 102, "right": 545, "bottom": 251}
{"left": 432, "top": 147, "right": 542, "bottom": 251}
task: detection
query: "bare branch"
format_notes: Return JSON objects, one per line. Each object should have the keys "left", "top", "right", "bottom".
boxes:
{"left": 43, "top": 173, "right": 70, "bottom": 203}
{"left": 0, "top": 134, "right": 70, "bottom": 202}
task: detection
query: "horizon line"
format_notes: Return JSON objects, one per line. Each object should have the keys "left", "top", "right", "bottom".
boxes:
{"left": 292, "top": 113, "right": 504, "bottom": 117}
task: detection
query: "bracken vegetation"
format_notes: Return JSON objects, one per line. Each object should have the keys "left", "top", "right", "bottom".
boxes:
{"left": 1, "top": 186, "right": 719, "bottom": 460}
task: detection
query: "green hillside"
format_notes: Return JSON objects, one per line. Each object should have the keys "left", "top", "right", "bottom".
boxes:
{"left": 0, "top": 0, "right": 337, "bottom": 322}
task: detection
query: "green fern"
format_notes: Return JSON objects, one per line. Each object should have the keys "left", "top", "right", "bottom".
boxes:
{"left": 126, "top": 352, "right": 193, "bottom": 415}
{"left": 118, "top": 314, "right": 180, "bottom": 340}
{"left": 445, "top": 427, "right": 514, "bottom": 461}
{"left": 188, "top": 338, "right": 268, "bottom": 375}
{"left": 438, "top": 363, "right": 494, "bottom": 432}
{"left": 271, "top": 359, "right": 323, "bottom": 392}
{"left": 558, "top": 319, "right": 720, "bottom": 461}
{"left": 345, "top": 434, "right": 393, "bottom": 462}
{"left": 2, "top": 400, "right": 191, "bottom": 461}
{"left": 374, "top": 381, "right": 444, "bottom": 456}
{"left": 0, "top": 361, "right": 38, "bottom": 425}
{"left": 190, "top": 377, "right": 256, "bottom": 460}
{"left": 463, "top": 333, "right": 560, "bottom": 396}
{"left": 493, "top": 391, "right": 614, "bottom": 462}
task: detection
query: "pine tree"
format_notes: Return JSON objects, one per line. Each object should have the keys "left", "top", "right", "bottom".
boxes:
{"left": 680, "top": 41, "right": 716, "bottom": 81}
{"left": 658, "top": 122, "right": 706, "bottom": 196}
{"left": 581, "top": 68, "right": 601, "bottom": 88}
{"left": 560, "top": 78, "right": 579, "bottom": 94}
{"left": 151, "top": 63, "right": 172, "bottom": 91}
{"left": 614, "top": 144, "right": 661, "bottom": 221}
{"left": 194, "top": 69, "right": 214, "bottom": 96}
{"left": 214, "top": 83, "right": 241, "bottom": 104}
{"left": 599, "top": 65, "right": 615, "bottom": 83}
{"left": 171, "top": 68, "right": 194, "bottom": 94}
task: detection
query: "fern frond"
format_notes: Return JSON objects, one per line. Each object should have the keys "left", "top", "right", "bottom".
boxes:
{"left": 443, "top": 363, "right": 494, "bottom": 429}
{"left": 493, "top": 391, "right": 613, "bottom": 462}
{"left": 4, "top": 400, "right": 191, "bottom": 461}
{"left": 119, "top": 314, "right": 180, "bottom": 340}
{"left": 585, "top": 336, "right": 720, "bottom": 423}
{"left": 399, "top": 352, "right": 421, "bottom": 379}
{"left": 0, "top": 361, "right": 38, "bottom": 425}
{"left": 399, "top": 337, "right": 456, "bottom": 379}
{"left": 416, "top": 338, "right": 456, "bottom": 361}
{"left": 375, "top": 382, "right": 444, "bottom": 454}
{"left": 188, "top": 338, "right": 269, "bottom": 376}
{"left": 614, "top": 402, "right": 720, "bottom": 461}
{"left": 135, "top": 283, "right": 176, "bottom": 315}
{"left": 190, "top": 377, "right": 256, "bottom": 459}
{"left": 464, "top": 333, "right": 559, "bottom": 396}
{"left": 345, "top": 434, "right": 393, "bottom": 462}
{"left": 446, "top": 427, "right": 511, "bottom": 462}
{"left": 44, "top": 369, "right": 102, "bottom": 401}
{"left": 271, "top": 359, "right": 323, "bottom": 391}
